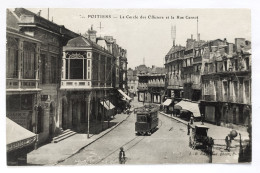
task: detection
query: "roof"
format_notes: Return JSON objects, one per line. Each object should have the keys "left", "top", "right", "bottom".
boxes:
{"left": 136, "top": 105, "right": 158, "bottom": 114}
{"left": 64, "top": 36, "right": 112, "bottom": 54}
{"left": 6, "top": 118, "right": 36, "bottom": 152}
{"left": 66, "top": 36, "right": 92, "bottom": 47}
{"left": 13, "top": 8, "right": 79, "bottom": 39}
{"left": 166, "top": 45, "right": 185, "bottom": 56}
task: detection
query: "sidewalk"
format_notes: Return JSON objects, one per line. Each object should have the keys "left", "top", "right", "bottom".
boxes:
{"left": 27, "top": 113, "right": 130, "bottom": 165}
{"left": 159, "top": 112, "right": 249, "bottom": 163}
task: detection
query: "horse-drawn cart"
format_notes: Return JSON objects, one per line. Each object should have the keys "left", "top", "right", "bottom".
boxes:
{"left": 189, "top": 125, "right": 214, "bottom": 151}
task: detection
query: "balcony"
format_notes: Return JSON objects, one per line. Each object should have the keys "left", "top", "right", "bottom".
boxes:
{"left": 147, "top": 83, "right": 165, "bottom": 87}
{"left": 203, "top": 95, "right": 216, "bottom": 101}
{"left": 6, "top": 78, "right": 41, "bottom": 92}
{"left": 60, "top": 80, "right": 92, "bottom": 90}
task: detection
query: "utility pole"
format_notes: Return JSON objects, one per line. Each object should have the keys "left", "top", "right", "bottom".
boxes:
{"left": 87, "top": 91, "right": 92, "bottom": 138}
{"left": 98, "top": 22, "right": 104, "bottom": 37}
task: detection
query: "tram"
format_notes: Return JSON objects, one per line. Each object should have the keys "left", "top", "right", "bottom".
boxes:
{"left": 135, "top": 105, "right": 159, "bottom": 135}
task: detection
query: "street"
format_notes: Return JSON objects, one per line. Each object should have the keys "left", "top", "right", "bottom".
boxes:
{"left": 57, "top": 98, "right": 209, "bottom": 165}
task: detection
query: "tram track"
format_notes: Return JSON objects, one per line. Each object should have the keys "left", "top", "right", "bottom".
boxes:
{"left": 95, "top": 118, "right": 163, "bottom": 164}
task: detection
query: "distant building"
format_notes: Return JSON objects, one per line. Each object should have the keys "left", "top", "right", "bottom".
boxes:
{"left": 137, "top": 66, "right": 165, "bottom": 103}
{"left": 127, "top": 68, "right": 138, "bottom": 97}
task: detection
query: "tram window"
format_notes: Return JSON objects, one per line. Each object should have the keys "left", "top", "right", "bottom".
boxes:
{"left": 137, "top": 115, "right": 147, "bottom": 122}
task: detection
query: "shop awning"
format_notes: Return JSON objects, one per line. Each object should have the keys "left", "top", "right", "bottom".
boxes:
{"left": 174, "top": 101, "right": 201, "bottom": 117}
{"left": 6, "top": 118, "right": 36, "bottom": 152}
{"left": 100, "top": 100, "right": 115, "bottom": 110}
{"left": 162, "top": 99, "right": 172, "bottom": 106}
{"left": 118, "top": 89, "right": 132, "bottom": 100}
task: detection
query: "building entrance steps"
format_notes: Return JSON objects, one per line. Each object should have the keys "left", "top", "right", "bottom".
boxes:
{"left": 52, "top": 129, "right": 77, "bottom": 143}
{"left": 27, "top": 113, "right": 130, "bottom": 165}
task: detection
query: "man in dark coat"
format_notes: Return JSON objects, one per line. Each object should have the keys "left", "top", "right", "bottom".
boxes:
{"left": 119, "top": 147, "right": 126, "bottom": 164}
{"left": 187, "top": 123, "right": 191, "bottom": 135}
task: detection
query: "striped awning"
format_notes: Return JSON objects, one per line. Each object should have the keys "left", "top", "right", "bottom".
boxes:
{"left": 100, "top": 100, "right": 115, "bottom": 110}
{"left": 162, "top": 99, "right": 172, "bottom": 106}
{"left": 118, "top": 89, "right": 132, "bottom": 100}
{"left": 174, "top": 101, "right": 201, "bottom": 117}
{"left": 6, "top": 118, "right": 36, "bottom": 152}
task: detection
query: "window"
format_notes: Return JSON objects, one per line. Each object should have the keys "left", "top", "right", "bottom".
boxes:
{"left": 50, "top": 56, "right": 57, "bottom": 83}
{"left": 41, "top": 54, "right": 46, "bottom": 83}
{"left": 234, "top": 59, "right": 238, "bottom": 71}
{"left": 6, "top": 94, "right": 33, "bottom": 111}
{"left": 70, "top": 59, "right": 83, "bottom": 79}
{"left": 23, "top": 42, "right": 36, "bottom": 79}
{"left": 137, "top": 115, "right": 147, "bottom": 122}
{"left": 6, "top": 37, "right": 19, "bottom": 78}
{"left": 224, "top": 60, "right": 227, "bottom": 71}
{"left": 233, "top": 81, "right": 238, "bottom": 101}
{"left": 223, "top": 81, "right": 228, "bottom": 101}
{"left": 92, "top": 52, "right": 99, "bottom": 80}
{"left": 65, "top": 52, "right": 87, "bottom": 80}
{"left": 245, "top": 57, "right": 250, "bottom": 70}
{"left": 244, "top": 80, "right": 250, "bottom": 103}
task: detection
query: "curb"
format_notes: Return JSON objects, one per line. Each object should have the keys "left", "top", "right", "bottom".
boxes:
{"left": 51, "top": 113, "right": 131, "bottom": 166}
{"left": 159, "top": 111, "right": 188, "bottom": 126}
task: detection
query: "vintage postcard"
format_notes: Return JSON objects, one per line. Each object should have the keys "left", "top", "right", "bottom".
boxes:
{"left": 5, "top": 7, "right": 251, "bottom": 166}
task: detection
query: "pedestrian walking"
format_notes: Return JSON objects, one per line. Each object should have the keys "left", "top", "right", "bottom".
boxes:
{"left": 225, "top": 134, "right": 232, "bottom": 152}
{"left": 187, "top": 123, "right": 190, "bottom": 135}
{"left": 190, "top": 115, "right": 194, "bottom": 125}
{"left": 119, "top": 147, "right": 126, "bottom": 164}
{"left": 201, "top": 114, "right": 204, "bottom": 125}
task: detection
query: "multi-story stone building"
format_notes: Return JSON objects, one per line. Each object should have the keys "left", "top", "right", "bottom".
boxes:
{"left": 6, "top": 8, "right": 78, "bottom": 144}
{"left": 60, "top": 26, "right": 129, "bottom": 131}
{"left": 200, "top": 38, "right": 251, "bottom": 129}
{"left": 183, "top": 35, "right": 205, "bottom": 101}
{"left": 137, "top": 66, "right": 165, "bottom": 103}
{"left": 127, "top": 68, "right": 138, "bottom": 97}
{"left": 137, "top": 74, "right": 149, "bottom": 103}
{"left": 147, "top": 74, "right": 165, "bottom": 104}
{"left": 6, "top": 9, "right": 42, "bottom": 138}
{"left": 165, "top": 45, "right": 185, "bottom": 103}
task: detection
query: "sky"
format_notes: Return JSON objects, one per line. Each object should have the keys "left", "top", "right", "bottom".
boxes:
{"left": 26, "top": 8, "right": 251, "bottom": 69}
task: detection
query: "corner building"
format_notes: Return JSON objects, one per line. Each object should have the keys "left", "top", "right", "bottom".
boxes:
{"left": 60, "top": 34, "right": 115, "bottom": 132}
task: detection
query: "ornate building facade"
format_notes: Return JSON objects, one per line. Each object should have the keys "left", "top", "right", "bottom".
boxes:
{"left": 6, "top": 8, "right": 79, "bottom": 144}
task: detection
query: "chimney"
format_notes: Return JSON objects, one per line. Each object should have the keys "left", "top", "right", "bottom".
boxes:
{"left": 191, "top": 34, "right": 193, "bottom": 40}
{"left": 235, "top": 38, "right": 245, "bottom": 52}
{"left": 224, "top": 38, "right": 227, "bottom": 44}
{"left": 197, "top": 33, "right": 200, "bottom": 41}
{"left": 37, "top": 10, "right": 42, "bottom": 16}
{"left": 228, "top": 43, "right": 234, "bottom": 55}
{"left": 87, "top": 25, "right": 97, "bottom": 43}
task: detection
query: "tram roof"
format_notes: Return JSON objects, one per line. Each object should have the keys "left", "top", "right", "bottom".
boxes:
{"left": 135, "top": 106, "right": 158, "bottom": 114}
